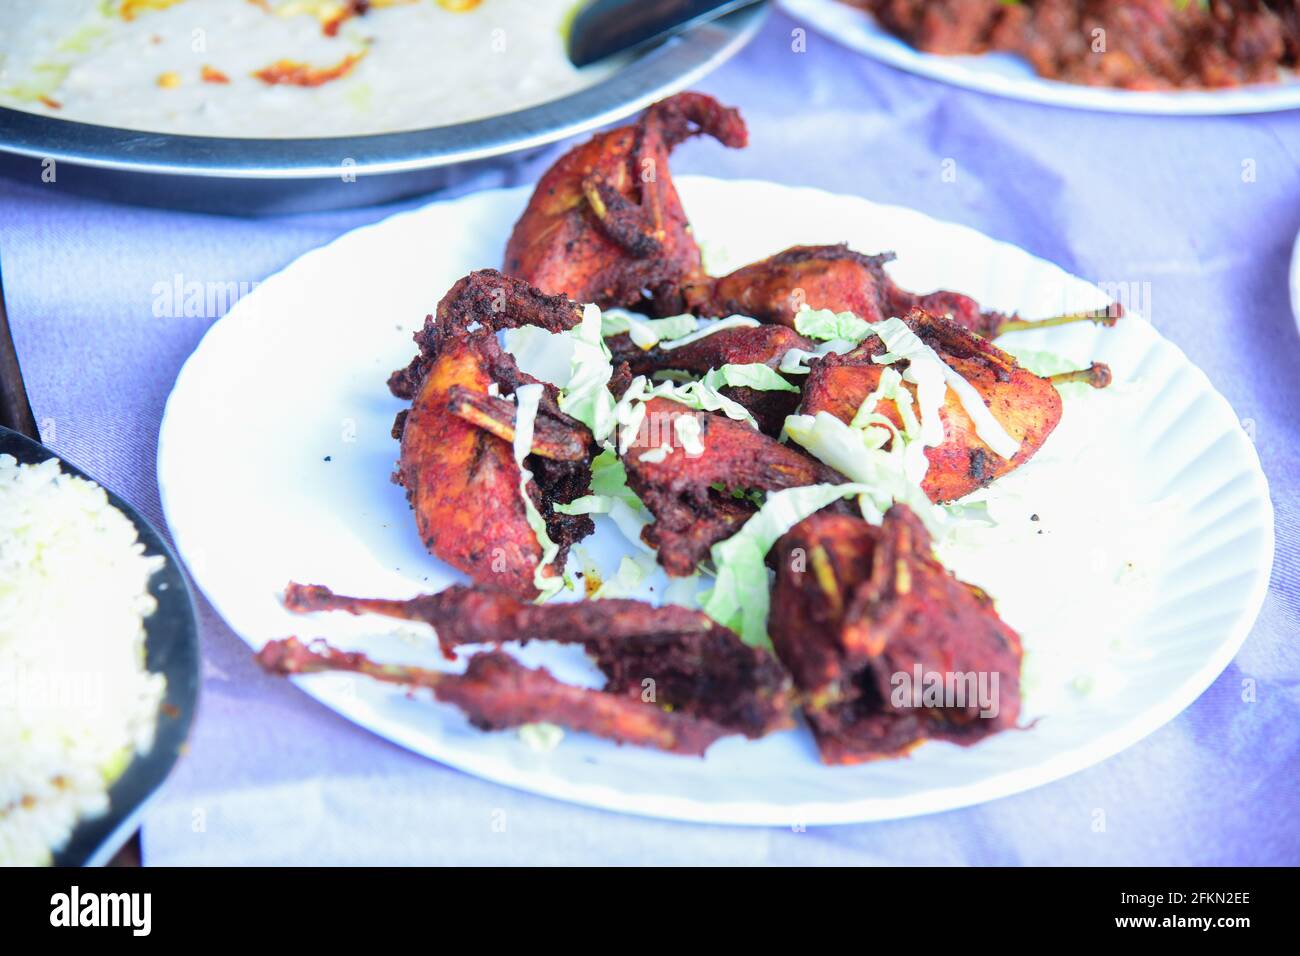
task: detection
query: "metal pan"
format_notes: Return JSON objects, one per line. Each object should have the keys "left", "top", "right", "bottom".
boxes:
{"left": 0, "top": 426, "right": 200, "bottom": 867}
{"left": 0, "top": 3, "right": 767, "bottom": 216}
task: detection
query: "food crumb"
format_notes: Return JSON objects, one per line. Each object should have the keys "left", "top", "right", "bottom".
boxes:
{"left": 323, "top": 456, "right": 332, "bottom": 462}
{"left": 157, "top": 71, "right": 182, "bottom": 89}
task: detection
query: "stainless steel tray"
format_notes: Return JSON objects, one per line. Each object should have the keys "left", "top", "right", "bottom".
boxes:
{"left": 0, "top": 3, "right": 767, "bottom": 216}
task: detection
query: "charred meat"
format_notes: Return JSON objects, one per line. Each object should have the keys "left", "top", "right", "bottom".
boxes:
{"left": 770, "top": 506, "right": 1022, "bottom": 764}
{"left": 503, "top": 92, "right": 747, "bottom": 315}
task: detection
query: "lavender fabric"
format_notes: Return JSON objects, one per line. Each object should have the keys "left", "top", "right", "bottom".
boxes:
{"left": 2, "top": 10, "right": 1297, "bottom": 865}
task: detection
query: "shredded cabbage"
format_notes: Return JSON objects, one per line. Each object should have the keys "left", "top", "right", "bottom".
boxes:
{"left": 638, "top": 442, "right": 673, "bottom": 464}
{"left": 613, "top": 374, "right": 759, "bottom": 449}
{"left": 699, "top": 363, "right": 798, "bottom": 394}
{"left": 501, "top": 325, "right": 572, "bottom": 386}
{"left": 673, "top": 414, "right": 705, "bottom": 456}
{"left": 794, "top": 307, "right": 872, "bottom": 342}
{"left": 600, "top": 309, "right": 698, "bottom": 349}
{"left": 850, "top": 365, "right": 909, "bottom": 433}
{"left": 782, "top": 411, "right": 942, "bottom": 534}
{"left": 701, "top": 482, "right": 881, "bottom": 647}
{"left": 778, "top": 338, "right": 858, "bottom": 375}
{"left": 550, "top": 496, "right": 608, "bottom": 517}
{"left": 847, "top": 364, "right": 937, "bottom": 485}
{"left": 553, "top": 447, "right": 642, "bottom": 516}
{"left": 511, "top": 384, "right": 563, "bottom": 601}
{"left": 551, "top": 446, "right": 655, "bottom": 554}
{"left": 870, "top": 317, "right": 1020, "bottom": 460}
{"left": 608, "top": 498, "right": 656, "bottom": 554}
{"left": 556, "top": 304, "right": 619, "bottom": 442}
{"left": 657, "top": 315, "right": 761, "bottom": 350}
{"left": 500, "top": 304, "right": 620, "bottom": 443}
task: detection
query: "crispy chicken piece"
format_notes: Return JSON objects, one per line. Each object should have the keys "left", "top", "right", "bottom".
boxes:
{"left": 682, "top": 243, "right": 1121, "bottom": 338}
{"left": 621, "top": 398, "right": 843, "bottom": 576}
{"left": 503, "top": 92, "right": 747, "bottom": 315}
{"left": 770, "top": 506, "right": 1022, "bottom": 764}
{"left": 388, "top": 271, "right": 595, "bottom": 598}
{"left": 258, "top": 639, "right": 731, "bottom": 756}
{"left": 683, "top": 244, "right": 912, "bottom": 328}
{"left": 800, "top": 308, "right": 1108, "bottom": 502}
{"left": 281, "top": 582, "right": 796, "bottom": 739}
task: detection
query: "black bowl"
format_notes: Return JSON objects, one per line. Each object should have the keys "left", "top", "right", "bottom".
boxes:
{"left": 0, "top": 426, "right": 199, "bottom": 867}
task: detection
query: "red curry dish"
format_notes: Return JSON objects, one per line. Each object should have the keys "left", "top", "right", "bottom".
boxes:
{"left": 846, "top": 0, "right": 1300, "bottom": 90}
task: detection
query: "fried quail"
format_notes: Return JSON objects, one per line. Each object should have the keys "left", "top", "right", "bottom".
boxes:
{"left": 503, "top": 92, "right": 747, "bottom": 315}
{"left": 770, "top": 506, "right": 1022, "bottom": 764}
{"left": 388, "top": 270, "right": 595, "bottom": 598}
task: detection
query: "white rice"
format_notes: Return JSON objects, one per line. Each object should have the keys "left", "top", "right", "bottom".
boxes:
{"left": 0, "top": 454, "right": 167, "bottom": 866}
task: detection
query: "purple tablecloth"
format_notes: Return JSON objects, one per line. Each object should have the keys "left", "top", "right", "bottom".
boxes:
{"left": 3, "top": 10, "right": 1297, "bottom": 865}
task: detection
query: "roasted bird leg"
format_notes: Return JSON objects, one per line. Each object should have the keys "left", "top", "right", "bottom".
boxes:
{"left": 257, "top": 639, "right": 731, "bottom": 756}
{"left": 621, "top": 398, "right": 844, "bottom": 575}
{"left": 388, "top": 271, "right": 596, "bottom": 599}
{"left": 682, "top": 242, "right": 1122, "bottom": 339}
{"left": 503, "top": 92, "right": 747, "bottom": 315}
{"left": 447, "top": 386, "right": 591, "bottom": 461}
{"left": 682, "top": 244, "right": 903, "bottom": 329}
{"left": 987, "top": 309, "right": 1122, "bottom": 339}
{"left": 770, "top": 506, "right": 1022, "bottom": 764}
{"left": 284, "top": 582, "right": 796, "bottom": 738}
{"left": 1048, "top": 362, "right": 1113, "bottom": 389}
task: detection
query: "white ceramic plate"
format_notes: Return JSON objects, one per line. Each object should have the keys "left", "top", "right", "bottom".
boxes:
{"left": 782, "top": 0, "right": 1300, "bottom": 115}
{"left": 158, "top": 177, "right": 1273, "bottom": 825}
